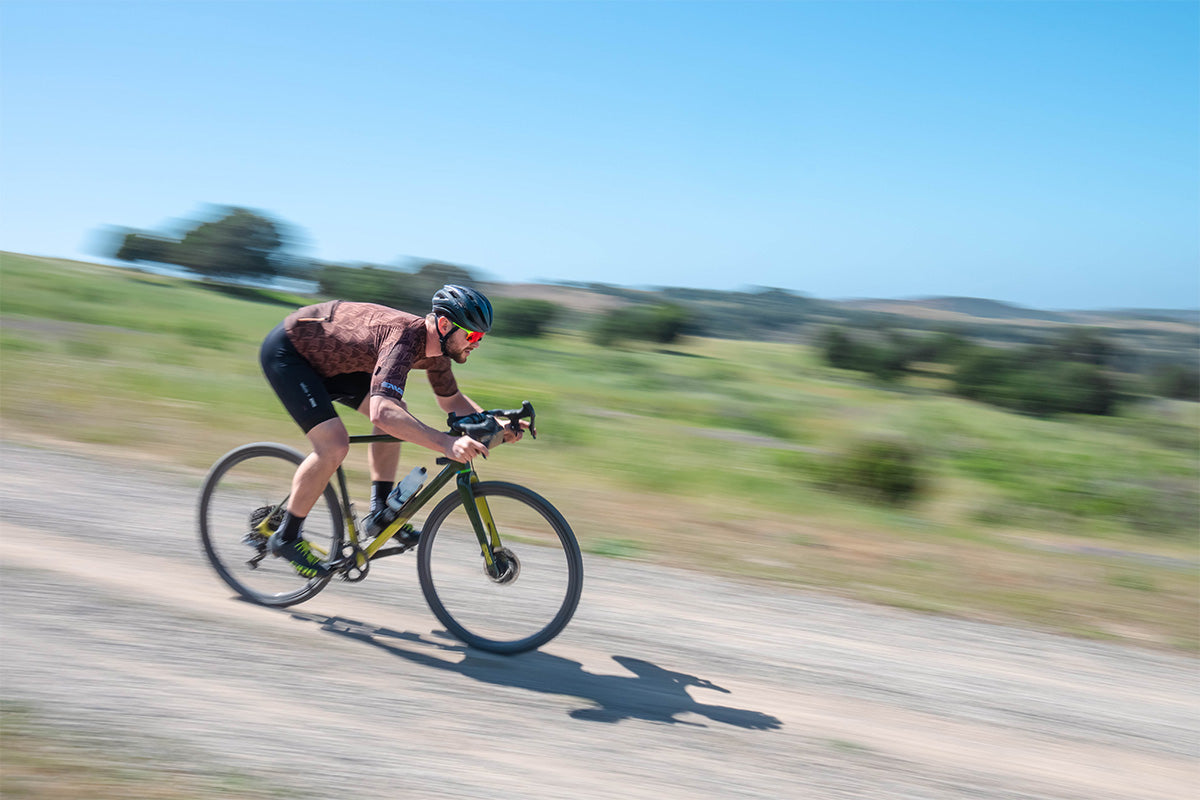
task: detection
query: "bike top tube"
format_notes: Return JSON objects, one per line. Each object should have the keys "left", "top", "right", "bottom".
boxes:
{"left": 348, "top": 433, "right": 401, "bottom": 444}
{"left": 345, "top": 434, "right": 473, "bottom": 472}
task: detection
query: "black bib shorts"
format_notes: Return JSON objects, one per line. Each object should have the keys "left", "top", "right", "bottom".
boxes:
{"left": 259, "top": 323, "right": 371, "bottom": 433}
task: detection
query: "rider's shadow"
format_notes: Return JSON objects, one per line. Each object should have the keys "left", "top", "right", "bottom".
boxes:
{"left": 290, "top": 612, "right": 782, "bottom": 731}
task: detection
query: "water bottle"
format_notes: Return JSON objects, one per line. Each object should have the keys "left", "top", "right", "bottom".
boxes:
{"left": 386, "top": 466, "right": 427, "bottom": 512}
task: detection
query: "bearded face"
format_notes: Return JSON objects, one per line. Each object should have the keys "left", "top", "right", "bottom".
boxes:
{"left": 441, "top": 326, "right": 480, "bottom": 363}
{"left": 444, "top": 337, "right": 470, "bottom": 363}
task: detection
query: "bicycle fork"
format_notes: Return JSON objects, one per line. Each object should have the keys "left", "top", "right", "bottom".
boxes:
{"left": 456, "top": 467, "right": 504, "bottom": 577}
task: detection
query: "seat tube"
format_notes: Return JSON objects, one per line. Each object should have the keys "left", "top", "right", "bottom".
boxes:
{"left": 334, "top": 466, "right": 353, "bottom": 527}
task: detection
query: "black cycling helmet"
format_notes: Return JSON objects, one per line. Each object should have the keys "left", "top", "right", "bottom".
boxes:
{"left": 432, "top": 284, "right": 493, "bottom": 333}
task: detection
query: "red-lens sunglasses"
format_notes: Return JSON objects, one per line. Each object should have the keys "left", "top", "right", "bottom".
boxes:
{"left": 452, "top": 321, "right": 485, "bottom": 344}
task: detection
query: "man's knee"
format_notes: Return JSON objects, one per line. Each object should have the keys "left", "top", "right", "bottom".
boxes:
{"left": 307, "top": 418, "right": 350, "bottom": 463}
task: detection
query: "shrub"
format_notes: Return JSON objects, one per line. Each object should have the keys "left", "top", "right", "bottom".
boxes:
{"left": 590, "top": 303, "right": 691, "bottom": 347}
{"left": 316, "top": 260, "right": 478, "bottom": 312}
{"left": 824, "top": 437, "right": 926, "bottom": 506}
{"left": 1150, "top": 364, "right": 1200, "bottom": 402}
{"left": 952, "top": 347, "right": 1119, "bottom": 416}
{"left": 818, "top": 326, "right": 911, "bottom": 382}
{"left": 317, "top": 264, "right": 424, "bottom": 309}
{"left": 491, "top": 299, "right": 559, "bottom": 338}
{"left": 819, "top": 327, "right": 863, "bottom": 370}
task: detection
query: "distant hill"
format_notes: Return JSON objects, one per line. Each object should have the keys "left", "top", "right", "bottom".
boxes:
{"left": 484, "top": 281, "right": 1197, "bottom": 368}
{"left": 484, "top": 282, "right": 629, "bottom": 313}
{"left": 836, "top": 297, "right": 1071, "bottom": 323}
{"left": 1077, "top": 308, "right": 1200, "bottom": 325}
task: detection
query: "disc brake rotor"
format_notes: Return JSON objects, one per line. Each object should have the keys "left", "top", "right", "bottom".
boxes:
{"left": 486, "top": 546, "right": 521, "bottom": 585}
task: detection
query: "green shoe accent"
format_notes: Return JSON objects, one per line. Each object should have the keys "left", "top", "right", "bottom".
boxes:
{"left": 393, "top": 523, "right": 419, "bottom": 544}
{"left": 268, "top": 533, "right": 329, "bottom": 579}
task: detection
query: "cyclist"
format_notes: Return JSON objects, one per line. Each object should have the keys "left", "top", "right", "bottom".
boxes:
{"left": 258, "top": 284, "right": 524, "bottom": 578}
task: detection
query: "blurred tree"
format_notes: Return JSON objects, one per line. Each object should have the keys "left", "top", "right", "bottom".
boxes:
{"left": 929, "top": 330, "right": 971, "bottom": 363}
{"left": 1056, "top": 361, "right": 1118, "bottom": 415}
{"left": 109, "top": 206, "right": 293, "bottom": 281}
{"left": 590, "top": 308, "right": 629, "bottom": 347}
{"left": 1150, "top": 364, "right": 1200, "bottom": 402}
{"left": 869, "top": 336, "right": 911, "bottom": 382}
{"left": 953, "top": 346, "right": 1118, "bottom": 416}
{"left": 590, "top": 303, "right": 692, "bottom": 347}
{"left": 952, "top": 348, "right": 1018, "bottom": 402}
{"left": 317, "top": 264, "right": 423, "bottom": 309}
{"left": 114, "top": 231, "right": 174, "bottom": 264}
{"left": 316, "top": 260, "right": 479, "bottom": 311}
{"left": 491, "top": 299, "right": 559, "bottom": 338}
{"left": 643, "top": 303, "right": 691, "bottom": 344}
{"left": 819, "top": 327, "right": 859, "bottom": 370}
{"left": 411, "top": 261, "right": 476, "bottom": 297}
{"left": 818, "top": 326, "right": 910, "bottom": 381}
{"left": 1047, "top": 327, "right": 1116, "bottom": 367}
{"left": 172, "top": 208, "right": 285, "bottom": 280}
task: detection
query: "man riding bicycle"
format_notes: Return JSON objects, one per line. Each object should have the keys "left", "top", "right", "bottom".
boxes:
{"left": 259, "top": 284, "right": 524, "bottom": 578}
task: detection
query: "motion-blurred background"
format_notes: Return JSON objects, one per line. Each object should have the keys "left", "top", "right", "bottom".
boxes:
{"left": 1, "top": 2, "right": 1196, "bottom": 794}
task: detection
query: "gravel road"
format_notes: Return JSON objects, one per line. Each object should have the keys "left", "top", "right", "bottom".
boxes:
{"left": 2, "top": 439, "right": 1196, "bottom": 799}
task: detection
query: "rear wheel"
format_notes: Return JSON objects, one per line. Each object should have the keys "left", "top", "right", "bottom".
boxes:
{"left": 198, "top": 442, "right": 343, "bottom": 607}
{"left": 417, "top": 482, "right": 583, "bottom": 654}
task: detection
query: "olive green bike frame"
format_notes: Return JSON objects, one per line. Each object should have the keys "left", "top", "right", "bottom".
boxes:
{"left": 334, "top": 434, "right": 504, "bottom": 574}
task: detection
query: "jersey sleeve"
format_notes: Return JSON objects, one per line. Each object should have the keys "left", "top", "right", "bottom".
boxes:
{"left": 369, "top": 327, "right": 421, "bottom": 401}
{"left": 371, "top": 360, "right": 411, "bottom": 401}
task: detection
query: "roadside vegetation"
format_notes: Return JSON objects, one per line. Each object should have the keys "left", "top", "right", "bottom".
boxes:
{"left": 1, "top": 251, "right": 1196, "bottom": 651}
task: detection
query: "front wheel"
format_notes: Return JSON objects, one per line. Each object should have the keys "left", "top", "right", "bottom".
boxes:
{"left": 417, "top": 482, "right": 583, "bottom": 654}
{"left": 198, "top": 442, "right": 343, "bottom": 607}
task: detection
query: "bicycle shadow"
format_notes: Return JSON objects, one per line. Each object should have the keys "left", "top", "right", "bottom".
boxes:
{"left": 289, "top": 612, "right": 782, "bottom": 731}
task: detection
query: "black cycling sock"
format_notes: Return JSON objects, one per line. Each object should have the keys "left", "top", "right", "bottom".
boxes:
{"left": 277, "top": 512, "right": 306, "bottom": 543}
{"left": 370, "top": 481, "right": 393, "bottom": 514}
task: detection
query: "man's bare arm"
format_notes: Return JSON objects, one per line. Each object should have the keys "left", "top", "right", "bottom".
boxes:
{"left": 436, "top": 390, "right": 482, "bottom": 417}
{"left": 369, "top": 395, "right": 488, "bottom": 462}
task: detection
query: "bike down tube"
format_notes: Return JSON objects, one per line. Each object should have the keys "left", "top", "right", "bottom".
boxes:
{"left": 345, "top": 433, "right": 435, "bottom": 560}
{"left": 359, "top": 461, "right": 459, "bottom": 559}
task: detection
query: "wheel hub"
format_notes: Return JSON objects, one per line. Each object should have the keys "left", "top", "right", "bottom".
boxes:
{"left": 486, "top": 547, "right": 521, "bottom": 584}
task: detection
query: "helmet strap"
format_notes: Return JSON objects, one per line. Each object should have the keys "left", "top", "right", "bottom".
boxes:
{"left": 435, "top": 315, "right": 453, "bottom": 353}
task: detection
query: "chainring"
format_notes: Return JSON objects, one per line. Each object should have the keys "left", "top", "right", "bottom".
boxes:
{"left": 338, "top": 542, "right": 370, "bottom": 582}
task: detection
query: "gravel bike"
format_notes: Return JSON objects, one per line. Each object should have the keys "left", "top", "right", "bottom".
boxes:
{"left": 197, "top": 402, "right": 583, "bottom": 654}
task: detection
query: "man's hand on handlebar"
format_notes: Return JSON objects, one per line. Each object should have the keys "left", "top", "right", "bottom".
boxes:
{"left": 445, "top": 402, "right": 537, "bottom": 456}
{"left": 499, "top": 418, "right": 531, "bottom": 444}
{"left": 445, "top": 434, "right": 489, "bottom": 463}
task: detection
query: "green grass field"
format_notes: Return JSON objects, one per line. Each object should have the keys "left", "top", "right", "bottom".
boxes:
{"left": 2, "top": 251, "right": 1197, "bottom": 650}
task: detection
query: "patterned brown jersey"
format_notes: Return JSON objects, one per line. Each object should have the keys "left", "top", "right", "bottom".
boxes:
{"left": 283, "top": 300, "right": 458, "bottom": 400}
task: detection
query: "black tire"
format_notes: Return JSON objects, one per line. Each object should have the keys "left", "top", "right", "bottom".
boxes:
{"left": 198, "top": 442, "right": 343, "bottom": 607}
{"left": 417, "top": 482, "right": 583, "bottom": 654}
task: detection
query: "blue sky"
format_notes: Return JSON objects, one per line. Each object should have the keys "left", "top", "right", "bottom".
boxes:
{"left": 1, "top": 0, "right": 1196, "bottom": 309}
